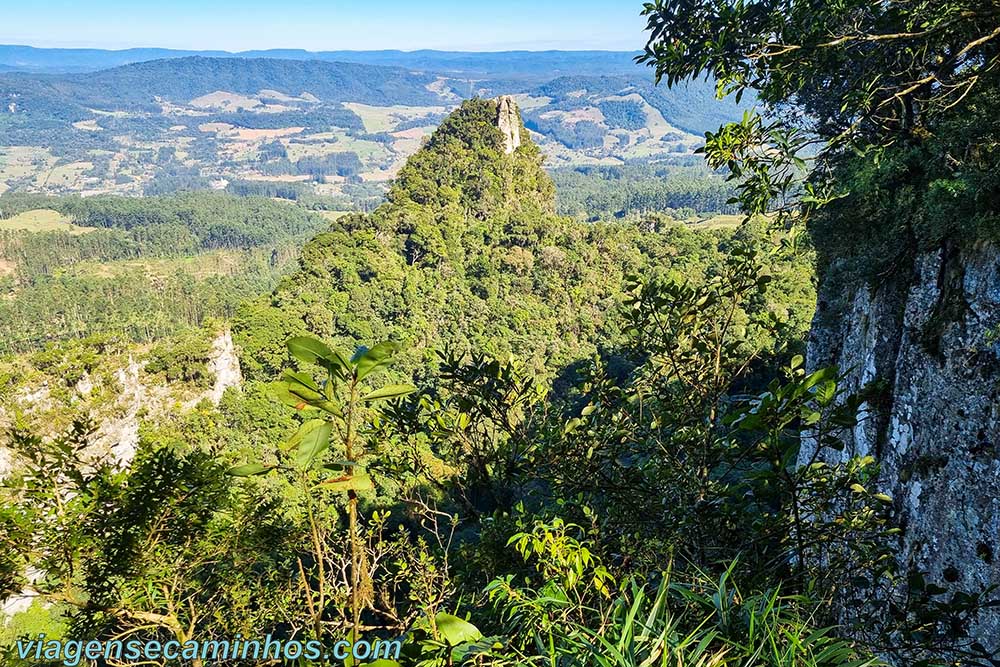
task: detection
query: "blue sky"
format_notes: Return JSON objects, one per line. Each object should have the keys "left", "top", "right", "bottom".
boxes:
{"left": 0, "top": 1, "right": 647, "bottom": 52}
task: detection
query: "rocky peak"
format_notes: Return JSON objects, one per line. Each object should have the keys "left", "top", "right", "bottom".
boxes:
{"left": 387, "top": 96, "right": 553, "bottom": 219}
{"left": 495, "top": 95, "right": 522, "bottom": 155}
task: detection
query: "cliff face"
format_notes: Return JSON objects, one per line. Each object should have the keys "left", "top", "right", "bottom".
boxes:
{"left": 803, "top": 241, "right": 1000, "bottom": 641}
{"left": 0, "top": 330, "right": 243, "bottom": 478}
{"left": 495, "top": 95, "right": 522, "bottom": 155}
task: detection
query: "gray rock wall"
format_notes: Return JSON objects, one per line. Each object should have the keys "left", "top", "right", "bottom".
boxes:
{"left": 803, "top": 241, "right": 1000, "bottom": 645}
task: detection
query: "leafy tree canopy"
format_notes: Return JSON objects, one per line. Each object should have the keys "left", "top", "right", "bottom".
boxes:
{"left": 639, "top": 0, "right": 1000, "bottom": 140}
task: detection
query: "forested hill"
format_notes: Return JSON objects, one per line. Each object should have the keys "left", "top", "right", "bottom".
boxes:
{"left": 233, "top": 97, "right": 813, "bottom": 383}
{"left": 521, "top": 74, "right": 746, "bottom": 137}
{"left": 3, "top": 57, "right": 443, "bottom": 111}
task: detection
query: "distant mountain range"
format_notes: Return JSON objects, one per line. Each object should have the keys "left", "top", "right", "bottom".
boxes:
{"left": 0, "top": 45, "right": 645, "bottom": 78}
{"left": 0, "top": 51, "right": 749, "bottom": 202}
{"left": 0, "top": 54, "right": 744, "bottom": 133}
{"left": 4, "top": 57, "right": 444, "bottom": 112}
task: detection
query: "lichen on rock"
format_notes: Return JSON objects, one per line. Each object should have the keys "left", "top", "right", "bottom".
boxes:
{"left": 803, "top": 241, "right": 1000, "bottom": 644}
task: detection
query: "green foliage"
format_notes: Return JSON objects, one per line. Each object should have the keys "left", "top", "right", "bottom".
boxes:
{"left": 229, "top": 334, "right": 417, "bottom": 643}
{"left": 505, "top": 569, "right": 880, "bottom": 667}
{"left": 532, "top": 74, "right": 747, "bottom": 137}
{"left": 28, "top": 333, "right": 124, "bottom": 386}
{"left": 595, "top": 100, "right": 647, "bottom": 131}
{"left": 234, "top": 100, "right": 814, "bottom": 386}
{"left": 638, "top": 0, "right": 999, "bottom": 142}
{"left": 0, "top": 601, "right": 70, "bottom": 666}
{"left": 523, "top": 114, "right": 606, "bottom": 150}
{"left": 0, "top": 191, "right": 328, "bottom": 253}
{"left": 507, "top": 515, "right": 615, "bottom": 597}
{"left": 811, "top": 85, "right": 1000, "bottom": 284}
{"left": 635, "top": 3, "right": 1000, "bottom": 663}
{"left": 5, "top": 75, "right": 975, "bottom": 667}
{"left": 0, "top": 56, "right": 439, "bottom": 124}
{"left": 145, "top": 327, "right": 214, "bottom": 386}
{"left": 551, "top": 162, "right": 737, "bottom": 220}
{"left": 390, "top": 97, "right": 554, "bottom": 218}
{"left": 295, "top": 151, "right": 365, "bottom": 180}
{"left": 637, "top": 0, "right": 1000, "bottom": 280}
{"left": 0, "top": 193, "right": 325, "bottom": 352}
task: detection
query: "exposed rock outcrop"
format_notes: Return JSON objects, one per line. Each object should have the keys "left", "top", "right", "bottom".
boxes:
{"left": 1, "top": 566, "right": 43, "bottom": 621}
{"left": 103, "top": 354, "right": 146, "bottom": 467}
{"left": 206, "top": 330, "right": 242, "bottom": 405}
{"left": 0, "top": 330, "right": 243, "bottom": 477}
{"left": 496, "top": 95, "right": 522, "bottom": 155}
{"left": 802, "top": 241, "right": 1000, "bottom": 646}
{"left": 1, "top": 330, "right": 244, "bottom": 621}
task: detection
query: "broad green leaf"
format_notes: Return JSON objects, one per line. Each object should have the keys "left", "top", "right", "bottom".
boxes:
{"left": 288, "top": 336, "right": 334, "bottom": 365}
{"left": 814, "top": 379, "right": 837, "bottom": 404}
{"left": 434, "top": 612, "right": 482, "bottom": 645}
{"left": 281, "top": 419, "right": 327, "bottom": 453}
{"left": 353, "top": 341, "right": 399, "bottom": 380}
{"left": 227, "top": 463, "right": 274, "bottom": 477}
{"left": 269, "top": 381, "right": 307, "bottom": 409}
{"left": 285, "top": 391, "right": 343, "bottom": 418}
{"left": 344, "top": 629, "right": 357, "bottom": 667}
{"left": 803, "top": 366, "right": 837, "bottom": 390}
{"left": 316, "top": 473, "right": 373, "bottom": 492}
{"left": 450, "top": 637, "right": 500, "bottom": 663}
{"left": 282, "top": 373, "right": 323, "bottom": 403}
{"left": 295, "top": 420, "right": 332, "bottom": 469}
{"left": 283, "top": 369, "right": 320, "bottom": 392}
{"left": 361, "top": 384, "right": 416, "bottom": 402}
{"left": 801, "top": 409, "right": 821, "bottom": 425}
{"left": 287, "top": 336, "right": 349, "bottom": 378}
{"left": 280, "top": 372, "right": 344, "bottom": 417}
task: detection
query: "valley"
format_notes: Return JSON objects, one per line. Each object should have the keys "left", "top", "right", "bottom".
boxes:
{"left": 0, "top": 53, "right": 743, "bottom": 209}
{"left": 4, "top": 2, "right": 995, "bottom": 659}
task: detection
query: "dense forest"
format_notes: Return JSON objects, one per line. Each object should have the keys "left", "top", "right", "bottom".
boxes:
{"left": 2, "top": 96, "right": 828, "bottom": 667}
{"left": 550, "top": 163, "right": 737, "bottom": 220}
{"left": 3, "top": 1, "right": 1000, "bottom": 665}
{"left": 1, "top": 57, "right": 443, "bottom": 115}
{"left": 233, "top": 98, "right": 813, "bottom": 385}
{"left": 0, "top": 193, "right": 327, "bottom": 352}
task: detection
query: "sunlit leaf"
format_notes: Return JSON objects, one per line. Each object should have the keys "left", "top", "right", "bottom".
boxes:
{"left": 434, "top": 612, "right": 483, "bottom": 645}
{"left": 295, "top": 421, "right": 332, "bottom": 469}
{"left": 288, "top": 336, "right": 334, "bottom": 365}
{"left": 281, "top": 419, "right": 327, "bottom": 452}
{"left": 280, "top": 372, "right": 343, "bottom": 417}
{"left": 361, "top": 384, "right": 416, "bottom": 402}
{"left": 353, "top": 341, "right": 399, "bottom": 380}
{"left": 287, "top": 336, "right": 349, "bottom": 378}
{"left": 316, "top": 473, "right": 373, "bottom": 492}
{"left": 228, "top": 463, "right": 274, "bottom": 477}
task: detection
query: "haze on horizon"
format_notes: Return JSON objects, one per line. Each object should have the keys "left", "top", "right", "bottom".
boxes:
{"left": 0, "top": 0, "right": 646, "bottom": 52}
